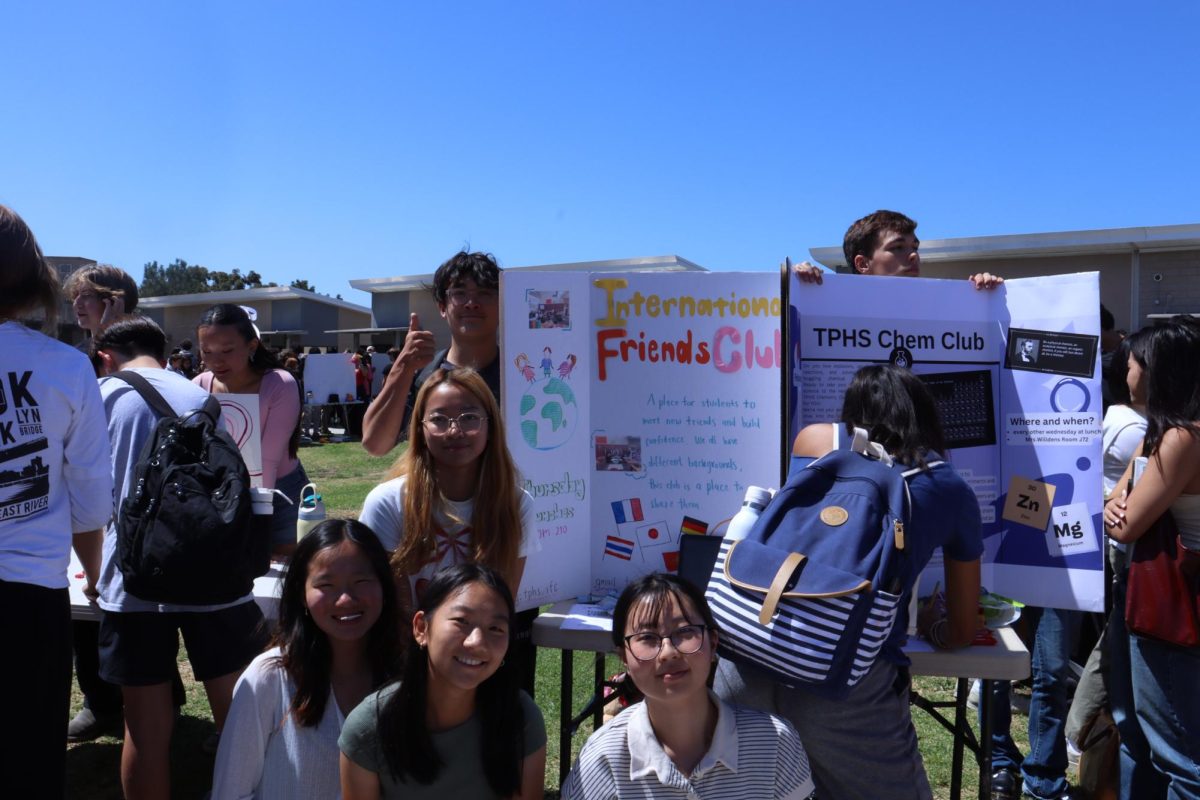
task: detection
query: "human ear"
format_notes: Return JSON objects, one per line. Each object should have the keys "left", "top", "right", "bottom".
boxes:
{"left": 853, "top": 254, "right": 871, "bottom": 274}
{"left": 412, "top": 610, "right": 429, "bottom": 646}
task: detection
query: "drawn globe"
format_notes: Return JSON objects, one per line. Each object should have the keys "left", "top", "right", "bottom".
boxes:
{"left": 519, "top": 377, "right": 577, "bottom": 450}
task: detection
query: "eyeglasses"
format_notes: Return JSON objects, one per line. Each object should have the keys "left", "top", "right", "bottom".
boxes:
{"left": 423, "top": 412, "right": 487, "bottom": 434}
{"left": 623, "top": 624, "right": 708, "bottom": 661}
{"left": 446, "top": 288, "right": 498, "bottom": 306}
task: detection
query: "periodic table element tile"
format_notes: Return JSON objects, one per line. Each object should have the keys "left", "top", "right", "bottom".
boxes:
{"left": 1001, "top": 475, "right": 1056, "bottom": 532}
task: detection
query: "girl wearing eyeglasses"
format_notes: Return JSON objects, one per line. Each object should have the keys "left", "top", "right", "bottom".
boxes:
{"left": 562, "top": 573, "right": 815, "bottom": 799}
{"left": 358, "top": 367, "right": 535, "bottom": 621}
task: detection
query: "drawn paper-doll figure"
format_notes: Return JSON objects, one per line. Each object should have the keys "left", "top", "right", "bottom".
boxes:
{"left": 557, "top": 353, "right": 577, "bottom": 379}
{"left": 514, "top": 353, "right": 536, "bottom": 383}
{"left": 540, "top": 346, "right": 553, "bottom": 378}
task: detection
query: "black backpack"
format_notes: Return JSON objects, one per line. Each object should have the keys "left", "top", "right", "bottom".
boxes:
{"left": 113, "top": 370, "right": 269, "bottom": 604}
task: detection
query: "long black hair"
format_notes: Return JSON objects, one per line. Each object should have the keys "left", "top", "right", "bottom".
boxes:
{"left": 840, "top": 363, "right": 945, "bottom": 467}
{"left": 1105, "top": 327, "right": 1153, "bottom": 408}
{"left": 1142, "top": 315, "right": 1200, "bottom": 460}
{"left": 611, "top": 572, "right": 719, "bottom": 652}
{"left": 273, "top": 519, "right": 400, "bottom": 727}
{"left": 377, "top": 563, "right": 525, "bottom": 796}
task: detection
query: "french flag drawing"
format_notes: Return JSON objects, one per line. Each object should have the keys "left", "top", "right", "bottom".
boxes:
{"left": 611, "top": 498, "right": 644, "bottom": 525}
{"left": 604, "top": 535, "right": 635, "bottom": 561}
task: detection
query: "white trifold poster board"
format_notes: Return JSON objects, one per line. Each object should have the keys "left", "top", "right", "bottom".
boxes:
{"left": 789, "top": 271, "right": 1104, "bottom": 612}
{"left": 502, "top": 271, "right": 782, "bottom": 609}
{"left": 302, "top": 353, "right": 356, "bottom": 405}
{"left": 504, "top": 269, "right": 1104, "bottom": 613}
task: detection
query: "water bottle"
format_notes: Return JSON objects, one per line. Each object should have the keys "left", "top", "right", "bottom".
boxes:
{"left": 724, "top": 486, "right": 773, "bottom": 541}
{"left": 296, "top": 482, "right": 326, "bottom": 541}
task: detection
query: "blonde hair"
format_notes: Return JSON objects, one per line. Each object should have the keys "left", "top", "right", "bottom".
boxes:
{"left": 387, "top": 368, "right": 522, "bottom": 582}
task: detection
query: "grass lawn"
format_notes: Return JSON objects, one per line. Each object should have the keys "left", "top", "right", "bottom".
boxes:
{"left": 67, "top": 441, "right": 1032, "bottom": 799}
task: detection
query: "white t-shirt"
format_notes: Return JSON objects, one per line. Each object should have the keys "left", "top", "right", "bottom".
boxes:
{"left": 1101, "top": 404, "right": 1147, "bottom": 497}
{"left": 211, "top": 648, "right": 345, "bottom": 800}
{"left": 0, "top": 322, "right": 113, "bottom": 589}
{"left": 358, "top": 475, "right": 537, "bottom": 599}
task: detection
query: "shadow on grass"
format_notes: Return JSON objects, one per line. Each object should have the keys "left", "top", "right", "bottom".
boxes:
{"left": 65, "top": 713, "right": 220, "bottom": 800}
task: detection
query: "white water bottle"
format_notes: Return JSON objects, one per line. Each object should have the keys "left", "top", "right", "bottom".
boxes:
{"left": 296, "top": 482, "right": 326, "bottom": 541}
{"left": 725, "top": 486, "right": 773, "bottom": 541}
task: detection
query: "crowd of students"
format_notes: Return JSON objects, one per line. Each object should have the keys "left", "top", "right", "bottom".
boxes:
{"left": 3, "top": 201, "right": 1199, "bottom": 800}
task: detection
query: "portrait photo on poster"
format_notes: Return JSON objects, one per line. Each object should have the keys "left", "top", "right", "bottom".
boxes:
{"left": 1004, "top": 327, "right": 1098, "bottom": 379}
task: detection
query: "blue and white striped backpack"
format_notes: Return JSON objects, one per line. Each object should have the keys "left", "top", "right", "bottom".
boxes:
{"left": 706, "top": 429, "right": 940, "bottom": 699}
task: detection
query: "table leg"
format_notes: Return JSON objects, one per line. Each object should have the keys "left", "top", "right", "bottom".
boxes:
{"left": 979, "top": 678, "right": 994, "bottom": 800}
{"left": 592, "top": 653, "right": 605, "bottom": 730}
{"left": 950, "top": 677, "right": 966, "bottom": 800}
{"left": 559, "top": 648, "right": 574, "bottom": 786}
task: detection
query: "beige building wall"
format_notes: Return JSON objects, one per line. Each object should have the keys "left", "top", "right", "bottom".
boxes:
{"left": 1140, "top": 250, "right": 1200, "bottom": 323}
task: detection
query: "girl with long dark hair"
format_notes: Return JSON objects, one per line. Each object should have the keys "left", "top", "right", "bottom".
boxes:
{"left": 715, "top": 364, "right": 983, "bottom": 800}
{"left": 339, "top": 563, "right": 546, "bottom": 799}
{"left": 212, "top": 519, "right": 400, "bottom": 799}
{"left": 1104, "top": 315, "right": 1200, "bottom": 798}
{"left": 195, "top": 303, "right": 307, "bottom": 557}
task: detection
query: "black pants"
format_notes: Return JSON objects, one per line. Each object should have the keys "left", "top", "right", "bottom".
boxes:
{"left": 74, "top": 619, "right": 187, "bottom": 713}
{"left": 0, "top": 579, "right": 72, "bottom": 799}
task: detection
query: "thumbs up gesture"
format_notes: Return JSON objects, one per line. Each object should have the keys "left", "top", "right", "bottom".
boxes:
{"left": 398, "top": 312, "right": 436, "bottom": 374}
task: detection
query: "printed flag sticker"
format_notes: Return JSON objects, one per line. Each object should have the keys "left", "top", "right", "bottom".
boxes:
{"left": 661, "top": 551, "right": 680, "bottom": 572}
{"left": 635, "top": 520, "right": 675, "bottom": 549}
{"left": 679, "top": 516, "right": 708, "bottom": 536}
{"left": 611, "top": 498, "right": 644, "bottom": 525}
{"left": 604, "top": 534, "right": 635, "bottom": 561}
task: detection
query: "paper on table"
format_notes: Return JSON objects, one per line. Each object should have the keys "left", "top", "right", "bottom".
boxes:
{"left": 560, "top": 603, "right": 615, "bottom": 632}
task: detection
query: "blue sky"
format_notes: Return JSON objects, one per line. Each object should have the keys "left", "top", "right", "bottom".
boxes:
{"left": 4, "top": 2, "right": 1199, "bottom": 307}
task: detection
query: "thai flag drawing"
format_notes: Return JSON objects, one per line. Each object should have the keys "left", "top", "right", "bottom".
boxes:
{"left": 604, "top": 535, "right": 635, "bottom": 561}
{"left": 611, "top": 498, "right": 644, "bottom": 525}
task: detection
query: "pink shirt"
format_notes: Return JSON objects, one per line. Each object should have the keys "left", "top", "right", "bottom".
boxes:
{"left": 194, "top": 369, "right": 300, "bottom": 488}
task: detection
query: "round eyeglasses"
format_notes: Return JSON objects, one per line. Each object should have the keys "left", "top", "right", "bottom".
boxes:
{"left": 622, "top": 624, "right": 708, "bottom": 661}
{"left": 423, "top": 412, "right": 487, "bottom": 434}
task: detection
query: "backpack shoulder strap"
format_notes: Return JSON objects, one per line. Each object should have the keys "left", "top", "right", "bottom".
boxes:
{"left": 112, "top": 370, "right": 176, "bottom": 419}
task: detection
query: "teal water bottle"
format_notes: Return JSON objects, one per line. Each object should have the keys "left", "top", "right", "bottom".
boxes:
{"left": 296, "top": 482, "right": 326, "bottom": 541}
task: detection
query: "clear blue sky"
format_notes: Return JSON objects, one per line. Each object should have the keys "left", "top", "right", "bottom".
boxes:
{"left": 5, "top": 2, "right": 1199, "bottom": 307}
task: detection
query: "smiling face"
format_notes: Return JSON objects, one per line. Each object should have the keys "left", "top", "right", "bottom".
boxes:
{"left": 198, "top": 323, "right": 257, "bottom": 384}
{"left": 414, "top": 581, "right": 511, "bottom": 697}
{"left": 621, "top": 592, "right": 717, "bottom": 708}
{"left": 439, "top": 278, "right": 499, "bottom": 343}
{"left": 854, "top": 230, "right": 921, "bottom": 277}
{"left": 304, "top": 540, "right": 384, "bottom": 645}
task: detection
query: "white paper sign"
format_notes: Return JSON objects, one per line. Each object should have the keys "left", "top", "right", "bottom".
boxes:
{"left": 213, "top": 393, "right": 263, "bottom": 487}
{"left": 1044, "top": 502, "right": 1100, "bottom": 558}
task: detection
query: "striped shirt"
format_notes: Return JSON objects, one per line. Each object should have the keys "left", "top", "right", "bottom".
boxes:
{"left": 561, "top": 693, "right": 814, "bottom": 800}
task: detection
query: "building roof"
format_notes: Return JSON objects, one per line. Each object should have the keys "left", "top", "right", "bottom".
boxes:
{"left": 349, "top": 255, "right": 707, "bottom": 294}
{"left": 139, "top": 285, "right": 370, "bottom": 313}
{"left": 808, "top": 222, "right": 1200, "bottom": 269}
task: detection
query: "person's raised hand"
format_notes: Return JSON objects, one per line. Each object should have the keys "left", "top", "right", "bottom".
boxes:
{"left": 789, "top": 259, "right": 824, "bottom": 285}
{"left": 968, "top": 272, "right": 1004, "bottom": 290}
{"left": 98, "top": 295, "right": 126, "bottom": 331}
{"left": 396, "top": 312, "right": 435, "bottom": 375}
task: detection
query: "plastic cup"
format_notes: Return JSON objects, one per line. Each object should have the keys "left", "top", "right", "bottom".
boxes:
{"left": 250, "top": 487, "right": 275, "bottom": 516}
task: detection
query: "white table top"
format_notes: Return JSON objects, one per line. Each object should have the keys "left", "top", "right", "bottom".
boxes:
{"left": 532, "top": 599, "right": 1030, "bottom": 682}
{"left": 67, "top": 551, "right": 284, "bottom": 622}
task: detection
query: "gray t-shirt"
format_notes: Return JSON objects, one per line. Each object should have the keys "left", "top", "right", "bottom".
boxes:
{"left": 96, "top": 367, "right": 251, "bottom": 613}
{"left": 339, "top": 683, "right": 545, "bottom": 799}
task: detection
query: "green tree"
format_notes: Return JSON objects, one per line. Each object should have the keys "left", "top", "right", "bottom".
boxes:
{"left": 290, "top": 278, "right": 316, "bottom": 292}
{"left": 139, "top": 259, "right": 211, "bottom": 296}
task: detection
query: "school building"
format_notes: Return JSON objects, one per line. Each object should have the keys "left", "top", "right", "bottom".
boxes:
{"left": 137, "top": 287, "right": 373, "bottom": 352}
{"left": 808, "top": 221, "right": 1200, "bottom": 332}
